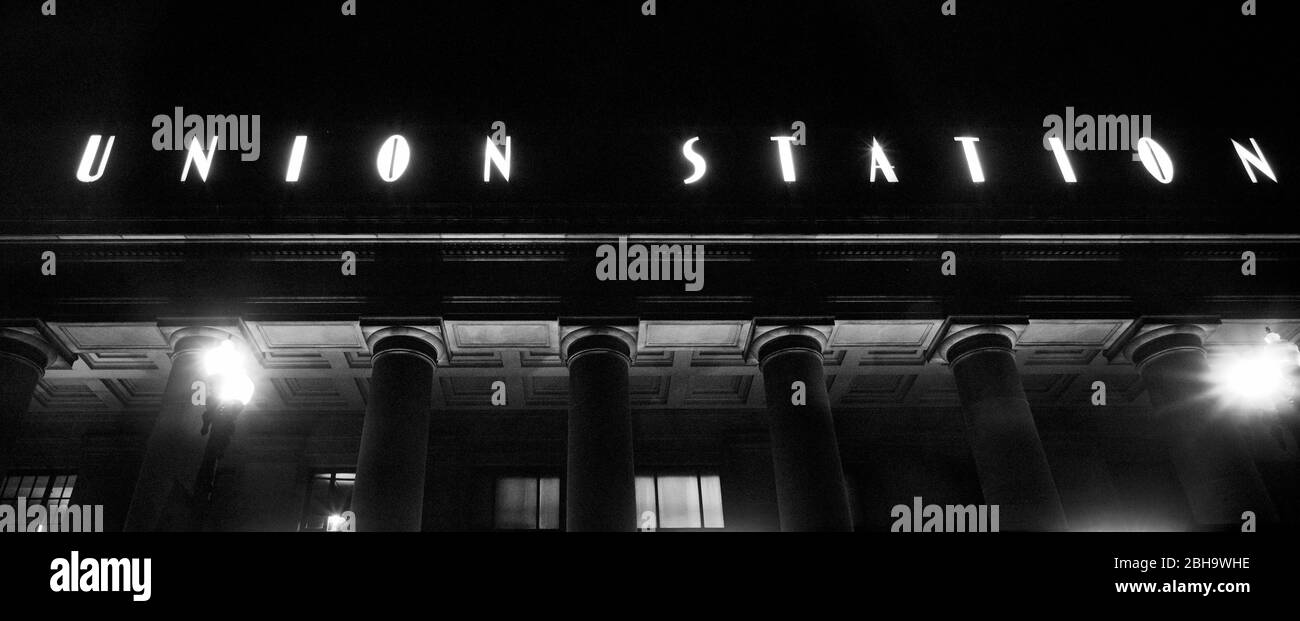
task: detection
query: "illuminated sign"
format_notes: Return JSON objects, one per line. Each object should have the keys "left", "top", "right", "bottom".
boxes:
{"left": 70, "top": 128, "right": 1279, "bottom": 185}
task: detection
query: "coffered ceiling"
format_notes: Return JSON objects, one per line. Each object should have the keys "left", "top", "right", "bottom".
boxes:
{"left": 20, "top": 318, "right": 1300, "bottom": 416}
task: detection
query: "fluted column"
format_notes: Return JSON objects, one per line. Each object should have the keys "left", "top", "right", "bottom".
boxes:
{"left": 1126, "top": 326, "right": 1278, "bottom": 527}
{"left": 562, "top": 327, "right": 637, "bottom": 532}
{"left": 0, "top": 329, "right": 60, "bottom": 479}
{"left": 124, "top": 327, "right": 233, "bottom": 531}
{"left": 352, "top": 327, "right": 443, "bottom": 532}
{"left": 753, "top": 327, "right": 852, "bottom": 532}
{"left": 937, "top": 326, "right": 1067, "bottom": 531}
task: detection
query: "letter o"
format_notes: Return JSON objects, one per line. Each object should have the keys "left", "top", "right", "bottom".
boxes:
{"left": 1136, "top": 137, "right": 1174, "bottom": 184}
{"left": 376, "top": 135, "right": 411, "bottom": 182}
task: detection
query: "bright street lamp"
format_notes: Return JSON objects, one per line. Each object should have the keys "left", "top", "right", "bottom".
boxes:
{"left": 1210, "top": 328, "right": 1299, "bottom": 412}
{"left": 193, "top": 340, "right": 257, "bottom": 524}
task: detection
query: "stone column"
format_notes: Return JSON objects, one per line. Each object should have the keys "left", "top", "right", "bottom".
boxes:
{"left": 937, "top": 326, "right": 1067, "bottom": 531}
{"left": 753, "top": 327, "right": 853, "bottom": 532}
{"left": 0, "top": 329, "right": 59, "bottom": 479}
{"left": 562, "top": 327, "right": 637, "bottom": 532}
{"left": 1126, "top": 325, "right": 1278, "bottom": 527}
{"left": 124, "top": 327, "right": 234, "bottom": 531}
{"left": 352, "top": 327, "right": 442, "bottom": 532}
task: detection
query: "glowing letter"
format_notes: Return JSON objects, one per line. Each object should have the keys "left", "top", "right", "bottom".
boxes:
{"left": 181, "top": 137, "right": 218, "bottom": 182}
{"left": 1230, "top": 138, "right": 1277, "bottom": 183}
{"left": 285, "top": 136, "right": 308, "bottom": 182}
{"left": 483, "top": 136, "right": 510, "bottom": 182}
{"left": 868, "top": 138, "right": 897, "bottom": 183}
{"left": 770, "top": 136, "right": 798, "bottom": 183}
{"left": 1136, "top": 137, "right": 1174, "bottom": 184}
{"left": 682, "top": 137, "right": 706, "bottom": 184}
{"left": 1047, "top": 136, "right": 1077, "bottom": 183}
{"left": 376, "top": 135, "right": 410, "bottom": 182}
{"left": 76, "top": 135, "right": 114, "bottom": 182}
{"left": 954, "top": 137, "right": 984, "bottom": 183}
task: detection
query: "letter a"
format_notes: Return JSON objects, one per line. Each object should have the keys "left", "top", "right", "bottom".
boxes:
{"left": 341, "top": 251, "right": 357, "bottom": 276}
{"left": 342, "top": 0, "right": 356, "bottom": 15}
{"left": 50, "top": 558, "right": 70, "bottom": 592}
{"left": 942, "top": 0, "right": 956, "bottom": 15}
{"left": 41, "top": 251, "right": 56, "bottom": 276}
{"left": 491, "top": 380, "right": 507, "bottom": 406}
{"left": 192, "top": 380, "right": 207, "bottom": 406}
{"left": 941, "top": 251, "right": 956, "bottom": 276}
{"left": 790, "top": 381, "right": 806, "bottom": 406}
{"left": 1241, "top": 251, "right": 1256, "bottom": 276}
{"left": 869, "top": 138, "right": 898, "bottom": 183}
{"left": 1091, "top": 380, "right": 1107, "bottom": 406}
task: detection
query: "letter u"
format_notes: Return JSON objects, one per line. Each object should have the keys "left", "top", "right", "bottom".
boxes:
{"left": 77, "top": 135, "right": 115, "bottom": 182}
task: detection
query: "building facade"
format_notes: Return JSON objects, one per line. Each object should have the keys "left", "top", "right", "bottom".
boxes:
{"left": 1, "top": 2, "right": 1296, "bottom": 535}
{"left": 2, "top": 236, "right": 1297, "bottom": 532}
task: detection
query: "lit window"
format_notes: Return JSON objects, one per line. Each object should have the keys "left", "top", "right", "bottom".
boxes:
{"left": 494, "top": 476, "right": 561, "bottom": 530}
{"left": 0, "top": 472, "right": 76, "bottom": 510}
{"left": 299, "top": 471, "right": 354, "bottom": 532}
{"left": 635, "top": 471, "right": 724, "bottom": 530}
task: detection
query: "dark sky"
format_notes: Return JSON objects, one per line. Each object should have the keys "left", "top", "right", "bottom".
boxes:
{"left": 0, "top": 0, "right": 1295, "bottom": 234}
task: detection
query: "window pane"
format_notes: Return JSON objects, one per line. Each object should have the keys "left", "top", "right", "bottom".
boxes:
{"left": 49, "top": 476, "right": 67, "bottom": 502}
{"left": 495, "top": 477, "right": 538, "bottom": 529}
{"left": 1, "top": 473, "right": 76, "bottom": 504}
{"left": 302, "top": 472, "right": 355, "bottom": 531}
{"left": 32, "top": 476, "right": 49, "bottom": 501}
{"left": 700, "top": 474, "right": 725, "bottom": 528}
{"left": 307, "top": 476, "right": 331, "bottom": 516}
{"left": 634, "top": 476, "right": 657, "bottom": 530}
{"left": 538, "top": 477, "right": 561, "bottom": 530}
{"left": 656, "top": 476, "right": 702, "bottom": 528}
{"left": 1, "top": 476, "right": 18, "bottom": 500}
{"left": 330, "top": 478, "right": 355, "bottom": 512}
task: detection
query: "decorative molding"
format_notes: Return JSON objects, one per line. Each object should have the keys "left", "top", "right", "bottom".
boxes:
{"left": 559, "top": 324, "right": 638, "bottom": 363}
{"left": 746, "top": 321, "right": 834, "bottom": 363}
{"left": 1111, "top": 318, "right": 1221, "bottom": 364}
{"left": 930, "top": 318, "right": 1029, "bottom": 364}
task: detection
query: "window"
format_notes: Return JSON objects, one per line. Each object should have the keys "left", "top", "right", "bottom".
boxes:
{"left": 493, "top": 476, "right": 561, "bottom": 530}
{"left": 635, "top": 471, "right": 724, "bottom": 530}
{"left": 0, "top": 472, "right": 76, "bottom": 509}
{"left": 299, "top": 471, "right": 354, "bottom": 532}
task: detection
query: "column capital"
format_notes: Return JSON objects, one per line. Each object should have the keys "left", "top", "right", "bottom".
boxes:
{"left": 561, "top": 325, "right": 637, "bottom": 365}
{"left": 362, "top": 325, "right": 446, "bottom": 367}
{"left": 163, "top": 325, "right": 242, "bottom": 354}
{"left": 0, "top": 327, "right": 62, "bottom": 373}
{"left": 1116, "top": 318, "right": 1220, "bottom": 368}
{"left": 931, "top": 318, "right": 1028, "bottom": 365}
{"left": 746, "top": 322, "right": 832, "bottom": 364}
